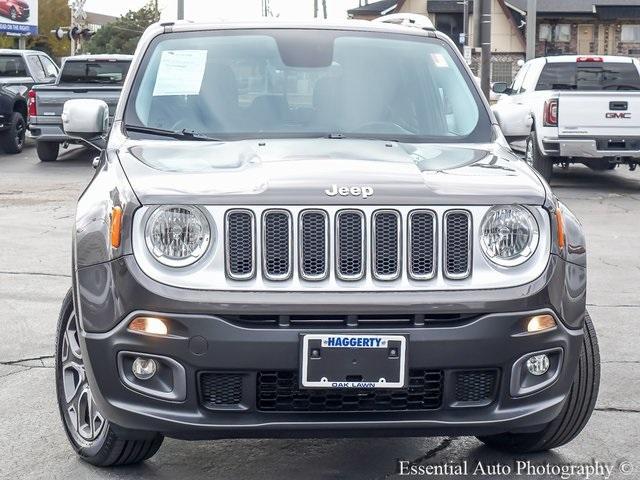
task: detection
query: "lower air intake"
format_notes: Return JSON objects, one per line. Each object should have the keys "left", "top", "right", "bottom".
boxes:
{"left": 257, "top": 370, "right": 443, "bottom": 412}
{"left": 200, "top": 373, "right": 243, "bottom": 408}
{"left": 454, "top": 370, "right": 498, "bottom": 405}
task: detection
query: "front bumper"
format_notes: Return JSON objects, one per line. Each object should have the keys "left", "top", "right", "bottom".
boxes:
{"left": 76, "top": 255, "right": 586, "bottom": 440}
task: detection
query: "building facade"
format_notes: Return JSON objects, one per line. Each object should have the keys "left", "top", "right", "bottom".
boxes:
{"left": 348, "top": 0, "right": 640, "bottom": 84}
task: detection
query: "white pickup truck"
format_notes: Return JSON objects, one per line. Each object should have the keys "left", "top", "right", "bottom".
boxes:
{"left": 491, "top": 55, "right": 640, "bottom": 180}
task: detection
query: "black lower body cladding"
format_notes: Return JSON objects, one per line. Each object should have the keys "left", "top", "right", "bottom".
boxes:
{"left": 72, "top": 254, "right": 588, "bottom": 439}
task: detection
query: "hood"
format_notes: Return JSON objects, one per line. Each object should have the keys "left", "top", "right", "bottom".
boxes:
{"left": 118, "top": 138, "right": 547, "bottom": 206}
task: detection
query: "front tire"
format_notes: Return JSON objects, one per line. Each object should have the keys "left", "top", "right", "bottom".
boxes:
{"left": 525, "top": 131, "right": 553, "bottom": 182}
{"left": 55, "top": 289, "right": 164, "bottom": 466}
{"left": 478, "top": 312, "right": 600, "bottom": 453}
{"left": 0, "top": 112, "right": 26, "bottom": 154}
{"left": 36, "top": 141, "right": 60, "bottom": 162}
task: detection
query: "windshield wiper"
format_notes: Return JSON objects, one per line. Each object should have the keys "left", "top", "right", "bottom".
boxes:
{"left": 124, "top": 125, "right": 221, "bottom": 141}
{"left": 326, "top": 132, "right": 400, "bottom": 142}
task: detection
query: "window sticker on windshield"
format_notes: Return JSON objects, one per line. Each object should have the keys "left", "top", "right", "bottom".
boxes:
{"left": 431, "top": 53, "right": 449, "bottom": 68}
{"left": 152, "top": 50, "right": 208, "bottom": 96}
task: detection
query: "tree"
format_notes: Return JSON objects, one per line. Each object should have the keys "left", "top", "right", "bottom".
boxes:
{"left": 85, "top": 1, "right": 160, "bottom": 55}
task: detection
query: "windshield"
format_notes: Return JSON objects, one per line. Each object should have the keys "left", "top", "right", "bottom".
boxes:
{"left": 60, "top": 60, "right": 131, "bottom": 84}
{"left": 536, "top": 62, "right": 640, "bottom": 91}
{"left": 124, "top": 29, "right": 491, "bottom": 142}
{"left": 0, "top": 55, "right": 27, "bottom": 77}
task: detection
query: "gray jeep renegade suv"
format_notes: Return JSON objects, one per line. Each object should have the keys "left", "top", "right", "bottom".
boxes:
{"left": 55, "top": 18, "right": 599, "bottom": 467}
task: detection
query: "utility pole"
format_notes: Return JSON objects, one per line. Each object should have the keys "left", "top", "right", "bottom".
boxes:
{"left": 177, "top": 0, "right": 184, "bottom": 20}
{"left": 526, "top": 0, "right": 537, "bottom": 61}
{"left": 462, "top": 0, "right": 469, "bottom": 46}
{"left": 480, "top": 0, "right": 492, "bottom": 99}
{"left": 473, "top": 0, "right": 481, "bottom": 48}
{"left": 322, "top": 0, "right": 327, "bottom": 18}
{"left": 314, "top": 0, "right": 318, "bottom": 18}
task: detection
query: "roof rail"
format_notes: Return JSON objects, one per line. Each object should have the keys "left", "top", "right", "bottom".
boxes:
{"left": 372, "top": 13, "right": 435, "bottom": 31}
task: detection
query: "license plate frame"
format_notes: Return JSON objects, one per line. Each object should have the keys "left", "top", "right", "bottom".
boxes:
{"left": 300, "top": 334, "right": 407, "bottom": 389}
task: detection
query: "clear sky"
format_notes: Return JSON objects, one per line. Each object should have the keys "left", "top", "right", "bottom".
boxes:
{"left": 83, "top": 0, "right": 362, "bottom": 20}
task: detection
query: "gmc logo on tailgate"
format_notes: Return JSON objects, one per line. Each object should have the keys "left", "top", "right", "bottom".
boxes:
{"left": 606, "top": 112, "right": 632, "bottom": 119}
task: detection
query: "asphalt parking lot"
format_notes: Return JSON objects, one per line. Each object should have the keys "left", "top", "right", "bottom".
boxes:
{"left": 1, "top": 141, "right": 639, "bottom": 480}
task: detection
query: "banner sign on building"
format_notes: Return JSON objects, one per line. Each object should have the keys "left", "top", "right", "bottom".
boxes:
{"left": 0, "top": 0, "right": 38, "bottom": 36}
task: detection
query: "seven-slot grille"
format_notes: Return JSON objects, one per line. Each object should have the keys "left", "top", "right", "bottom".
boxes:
{"left": 444, "top": 210, "right": 471, "bottom": 279}
{"left": 299, "top": 210, "right": 329, "bottom": 280}
{"left": 225, "top": 210, "right": 255, "bottom": 280}
{"left": 225, "top": 208, "right": 472, "bottom": 282}
{"left": 372, "top": 210, "right": 401, "bottom": 280}
{"left": 336, "top": 210, "right": 366, "bottom": 280}
{"left": 262, "top": 210, "right": 292, "bottom": 280}
{"left": 408, "top": 210, "right": 436, "bottom": 279}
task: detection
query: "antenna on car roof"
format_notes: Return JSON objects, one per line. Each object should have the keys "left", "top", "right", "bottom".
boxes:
{"left": 372, "top": 13, "right": 435, "bottom": 31}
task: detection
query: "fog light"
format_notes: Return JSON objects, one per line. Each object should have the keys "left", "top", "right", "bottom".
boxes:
{"left": 132, "top": 357, "right": 157, "bottom": 380}
{"left": 129, "top": 316, "right": 168, "bottom": 336}
{"left": 526, "top": 354, "right": 550, "bottom": 376}
{"left": 526, "top": 314, "right": 556, "bottom": 333}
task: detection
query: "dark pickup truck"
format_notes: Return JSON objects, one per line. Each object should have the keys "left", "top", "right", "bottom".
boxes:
{"left": 0, "top": 49, "right": 58, "bottom": 153}
{"left": 28, "top": 54, "right": 132, "bottom": 161}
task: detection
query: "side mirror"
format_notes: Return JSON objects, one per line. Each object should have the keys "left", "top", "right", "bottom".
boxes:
{"left": 62, "top": 99, "right": 108, "bottom": 139}
{"left": 492, "top": 82, "right": 509, "bottom": 94}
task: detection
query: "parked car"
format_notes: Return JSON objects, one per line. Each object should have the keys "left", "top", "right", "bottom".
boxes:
{"left": 0, "top": 0, "right": 30, "bottom": 22}
{"left": 55, "top": 18, "right": 598, "bottom": 467}
{"left": 0, "top": 49, "right": 58, "bottom": 153}
{"left": 492, "top": 55, "right": 640, "bottom": 180}
{"left": 28, "top": 54, "right": 133, "bottom": 162}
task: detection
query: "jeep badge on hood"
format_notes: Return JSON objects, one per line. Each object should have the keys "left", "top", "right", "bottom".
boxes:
{"left": 324, "top": 184, "right": 374, "bottom": 199}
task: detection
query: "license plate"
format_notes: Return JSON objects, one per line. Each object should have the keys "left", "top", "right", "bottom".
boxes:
{"left": 301, "top": 334, "right": 407, "bottom": 389}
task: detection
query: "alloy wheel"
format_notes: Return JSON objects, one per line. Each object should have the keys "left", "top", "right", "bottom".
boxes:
{"left": 60, "top": 312, "right": 106, "bottom": 446}
{"left": 15, "top": 120, "right": 24, "bottom": 150}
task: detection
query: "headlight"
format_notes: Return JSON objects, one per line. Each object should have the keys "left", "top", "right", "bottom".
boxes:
{"left": 145, "top": 205, "right": 211, "bottom": 267}
{"left": 480, "top": 205, "right": 539, "bottom": 267}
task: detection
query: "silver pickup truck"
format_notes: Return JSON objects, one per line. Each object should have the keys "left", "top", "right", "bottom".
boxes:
{"left": 28, "top": 54, "right": 132, "bottom": 162}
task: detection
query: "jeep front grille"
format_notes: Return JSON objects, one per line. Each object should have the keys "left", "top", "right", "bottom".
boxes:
{"left": 372, "top": 210, "right": 401, "bottom": 280}
{"left": 444, "top": 210, "right": 472, "bottom": 279}
{"left": 408, "top": 210, "right": 436, "bottom": 280}
{"left": 262, "top": 210, "right": 292, "bottom": 280}
{"left": 225, "top": 210, "right": 255, "bottom": 280}
{"left": 299, "top": 210, "right": 329, "bottom": 280}
{"left": 225, "top": 207, "right": 472, "bottom": 282}
{"left": 336, "top": 210, "right": 366, "bottom": 280}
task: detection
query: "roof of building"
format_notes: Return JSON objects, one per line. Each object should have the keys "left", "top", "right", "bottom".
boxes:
{"left": 85, "top": 11, "right": 118, "bottom": 26}
{"left": 347, "top": 0, "right": 406, "bottom": 16}
{"left": 427, "top": 0, "right": 475, "bottom": 14}
{"left": 506, "top": 0, "right": 640, "bottom": 14}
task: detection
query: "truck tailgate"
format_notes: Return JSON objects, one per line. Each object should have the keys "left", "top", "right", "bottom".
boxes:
{"left": 557, "top": 91, "right": 640, "bottom": 136}
{"left": 34, "top": 85, "right": 122, "bottom": 119}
